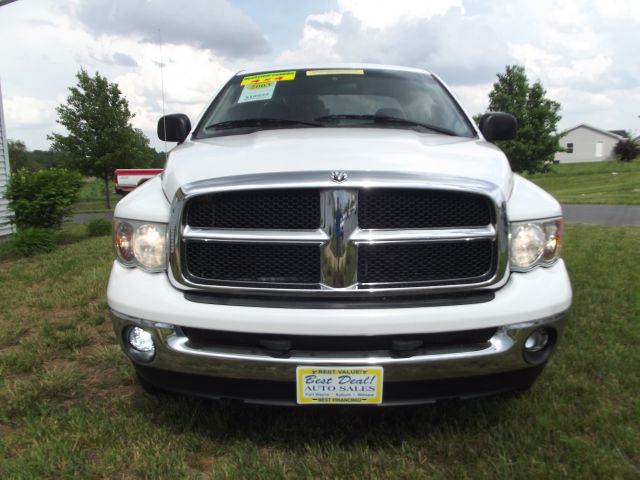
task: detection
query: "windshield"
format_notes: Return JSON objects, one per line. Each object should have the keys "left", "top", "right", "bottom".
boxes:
{"left": 194, "top": 68, "right": 476, "bottom": 138}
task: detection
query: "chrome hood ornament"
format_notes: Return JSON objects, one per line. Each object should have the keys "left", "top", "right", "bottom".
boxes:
{"left": 330, "top": 171, "right": 348, "bottom": 183}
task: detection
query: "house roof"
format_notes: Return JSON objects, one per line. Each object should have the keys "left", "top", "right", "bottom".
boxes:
{"left": 561, "top": 123, "right": 624, "bottom": 140}
{"left": 608, "top": 130, "right": 628, "bottom": 138}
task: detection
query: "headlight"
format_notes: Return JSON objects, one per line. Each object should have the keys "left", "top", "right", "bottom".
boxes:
{"left": 510, "top": 218, "right": 563, "bottom": 271}
{"left": 113, "top": 219, "right": 167, "bottom": 271}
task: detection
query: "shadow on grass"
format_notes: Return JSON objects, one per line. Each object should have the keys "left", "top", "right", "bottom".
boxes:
{"left": 128, "top": 386, "right": 518, "bottom": 449}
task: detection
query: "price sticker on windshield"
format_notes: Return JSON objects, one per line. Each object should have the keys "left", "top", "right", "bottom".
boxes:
{"left": 296, "top": 366, "right": 383, "bottom": 405}
{"left": 238, "top": 81, "right": 277, "bottom": 103}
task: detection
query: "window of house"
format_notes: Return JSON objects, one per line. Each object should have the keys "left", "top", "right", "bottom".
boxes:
{"left": 566, "top": 142, "right": 573, "bottom": 153}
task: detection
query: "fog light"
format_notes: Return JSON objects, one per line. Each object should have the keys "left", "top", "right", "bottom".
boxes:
{"left": 128, "top": 326, "right": 155, "bottom": 353}
{"left": 524, "top": 328, "right": 550, "bottom": 352}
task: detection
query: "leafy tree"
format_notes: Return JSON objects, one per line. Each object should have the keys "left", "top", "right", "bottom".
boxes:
{"left": 8, "top": 140, "right": 65, "bottom": 171}
{"left": 49, "top": 69, "right": 156, "bottom": 208}
{"left": 8, "top": 140, "right": 37, "bottom": 171}
{"left": 485, "top": 65, "right": 562, "bottom": 173}
{"left": 613, "top": 137, "right": 639, "bottom": 161}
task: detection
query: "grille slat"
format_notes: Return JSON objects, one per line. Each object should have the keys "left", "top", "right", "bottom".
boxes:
{"left": 359, "top": 189, "right": 492, "bottom": 229}
{"left": 187, "top": 189, "right": 320, "bottom": 229}
{"left": 185, "top": 242, "right": 320, "bottom": 285}
{"left": 358, "top": 241, "right": 495, "bottom": 285}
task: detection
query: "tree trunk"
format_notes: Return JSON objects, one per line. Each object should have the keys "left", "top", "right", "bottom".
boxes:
{"left": 104, "top": 176, "right": 111, "bottom": 210}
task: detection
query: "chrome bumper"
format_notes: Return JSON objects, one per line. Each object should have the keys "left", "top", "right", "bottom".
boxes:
{"left": 111, "top": 309, "right": 567, "bottom": 383}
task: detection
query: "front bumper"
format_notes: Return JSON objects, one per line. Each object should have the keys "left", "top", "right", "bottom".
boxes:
{"left": 112, "top": 309, "right": 567, "bottom": 404}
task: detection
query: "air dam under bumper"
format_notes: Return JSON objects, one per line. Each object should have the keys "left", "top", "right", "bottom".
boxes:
{"left": 111, "top": 311, "right": 567, "bottom": 405}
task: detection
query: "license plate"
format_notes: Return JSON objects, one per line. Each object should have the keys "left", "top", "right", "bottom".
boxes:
{"left": 296, "top": 366, "right": 383, "bottom": 405}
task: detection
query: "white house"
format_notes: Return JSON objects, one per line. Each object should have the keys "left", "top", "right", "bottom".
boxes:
{"left": 554, "top": 124, "right": 623, "bottom": 163}
{"left": 0, "top": 79, "right": 13, "bottom": 237}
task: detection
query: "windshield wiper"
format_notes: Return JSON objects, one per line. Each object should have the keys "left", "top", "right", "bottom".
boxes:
{"left": 314, "top": 114, "right": 456, "bottom": 136}
{"left": 205, "top": 117, "right": 324, "bottom": 130}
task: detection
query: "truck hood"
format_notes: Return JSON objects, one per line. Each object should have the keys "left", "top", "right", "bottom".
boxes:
{"left": 162, "top": 128, "right": 513, "bottom": 201}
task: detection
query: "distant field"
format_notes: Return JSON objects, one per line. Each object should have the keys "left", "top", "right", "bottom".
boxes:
{"left": 74, "top": 179, "right": 122, "bottom": 212}
{"left": 0, "top": 224, "right": 639, "bottom": 478}
{"left": 527, "top": 161, "right": 640, "bottom": 204}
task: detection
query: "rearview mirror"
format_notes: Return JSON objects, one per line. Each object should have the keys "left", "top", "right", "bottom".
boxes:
{"left": 158, "top": 114, "right": 191, "bottom": 143}
{"left": 479, "top": 112, "right": 517, "bottom": 142}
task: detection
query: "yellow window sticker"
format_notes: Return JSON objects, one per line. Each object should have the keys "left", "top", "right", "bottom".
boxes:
{"left": 306, "top": 69, "right": 365, "bottom": 76}
{"left": 238, "top": 81, "right": 276, "bottom": 103}
{"left": 241, "top": 70, "right": 296, "bottom": 85}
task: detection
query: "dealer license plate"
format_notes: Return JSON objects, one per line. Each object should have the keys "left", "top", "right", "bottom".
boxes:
{"left": 296, "top": 366, "right": 383, "bottom": 405}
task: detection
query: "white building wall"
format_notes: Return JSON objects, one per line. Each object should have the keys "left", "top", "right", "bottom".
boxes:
{"left": 555, "top": 125, "right": 620, "bottom": 163}
{"left": 0, "top": 80, "right": 14, "bottom": 237}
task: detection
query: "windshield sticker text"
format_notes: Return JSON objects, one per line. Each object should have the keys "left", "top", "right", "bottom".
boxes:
{"left": 238, "top": 81, "right": 277, "bottom": 103}
{"left": 241, "top": 71, "right": 296, "bottom": 85}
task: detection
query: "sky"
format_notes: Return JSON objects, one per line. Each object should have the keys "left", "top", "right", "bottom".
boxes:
{"left": 1, "top": 0, "right": 639, "bottom": 151}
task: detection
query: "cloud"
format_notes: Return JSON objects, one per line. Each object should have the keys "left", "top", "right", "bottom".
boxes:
{"left": 337, "top": 0, "right": 464, "bottom": 29}
{"left": 72, "top": 0, "right": 270, "bottom": 58}
{"left": 4, "top": 95, "right": 58, "bottom": 128}
{"left": 111, "top": 52, "right": 138, "bottom": 67}
{"left": 94, "top": 52, "right": 139, "bottom": 67}
{"left": 278, "top": 7, "right": 510, "bottom": 84}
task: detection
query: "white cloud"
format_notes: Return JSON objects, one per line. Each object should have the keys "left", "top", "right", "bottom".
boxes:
{"left": 4, "top": 96, "right": 58, "bottom": 127}
{"left": 337, "top": 0, "right": 464, "bottom": 29}
{"left": 73, "top": 0, "right": 270, "bottom": 58}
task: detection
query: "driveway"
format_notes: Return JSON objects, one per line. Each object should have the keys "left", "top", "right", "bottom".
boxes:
{"left": 71, "top": 211, "right": 113, "bottom": 224}
{"left": 562, "top": 204, "right": 640, "bottom": 227}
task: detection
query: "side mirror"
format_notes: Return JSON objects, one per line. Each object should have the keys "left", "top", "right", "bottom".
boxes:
{"left": 479, "top": 112, "right": 517, "bottom": 142}
{"left": 158, "top": 114, "right": 191, "bottom": 143}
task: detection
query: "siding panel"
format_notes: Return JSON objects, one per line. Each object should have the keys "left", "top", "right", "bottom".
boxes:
{"left": 0, "top": 79, "right": 14, "bottom": 236}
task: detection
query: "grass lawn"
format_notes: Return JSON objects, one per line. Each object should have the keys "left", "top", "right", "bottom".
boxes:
{"left": 1, "top": 225, "right": 639, "bottom": 478}
{"left": 526, "top": 160, "right": 640, "bottom": 205}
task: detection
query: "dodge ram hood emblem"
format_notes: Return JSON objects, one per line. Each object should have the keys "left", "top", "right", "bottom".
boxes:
{"left": 330, "top": 171, "right": 348, "bottom": 183}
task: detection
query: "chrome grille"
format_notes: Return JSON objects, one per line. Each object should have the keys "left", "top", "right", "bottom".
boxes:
{"left": 169, "top": 172, "right": 508, "bottom": 296}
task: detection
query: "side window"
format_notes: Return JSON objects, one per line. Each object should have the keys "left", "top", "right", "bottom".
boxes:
{"left": 566, "top": 142, "right": 573, "bottom": 154}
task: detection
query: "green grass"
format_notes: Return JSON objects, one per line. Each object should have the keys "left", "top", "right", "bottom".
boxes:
{"left": 74, "top": 179, "right": 122, "bottom": 213}
{"left": 0, "top": 226, "right": 638, "bottom": 478}
{"left": 527, "top": 160, "right": 640, "bottom": 204}
{"left": 0, "top": 223, "right": 109, "bottom": 262}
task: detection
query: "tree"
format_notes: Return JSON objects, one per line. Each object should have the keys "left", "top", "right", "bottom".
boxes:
{"left": 613, "top": 137, "right": 639, "bottom": 161}
{"left": 485, "top": 65, "right": 562, "bottom": 173}
{"left": 49, "top": 69, "right": 156, "bottom": 208}
{"left": 8, "top": 140, "right": 37, "bottom": 171}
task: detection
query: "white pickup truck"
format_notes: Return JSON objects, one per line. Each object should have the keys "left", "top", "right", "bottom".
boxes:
{"left": 107, "top": 65, "right": 572, "bottom": 406}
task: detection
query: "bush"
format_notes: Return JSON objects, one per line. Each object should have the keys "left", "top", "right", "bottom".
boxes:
{"left": 4, "top": 168, "right": 83, "bottom": 229}
{"left": 10, "top": 228, "right": 55, "bottom": 256}
{"left": 614, "top": 138, "right": 639, "bottom": 161}
{"left": 86, "top": 218, "right": 112, "bottom": 237}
